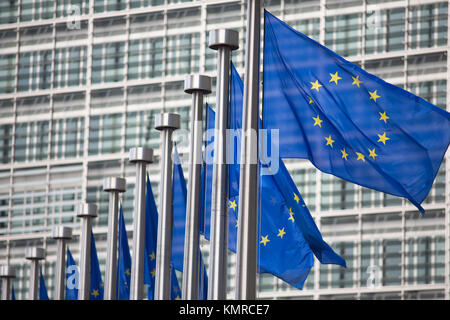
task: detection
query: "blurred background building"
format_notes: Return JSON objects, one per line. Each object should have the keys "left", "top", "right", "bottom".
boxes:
{"left": 0, "top": 0, "right": 448, "bottom": 300}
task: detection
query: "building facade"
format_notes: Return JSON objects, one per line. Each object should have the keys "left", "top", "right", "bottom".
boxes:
{"left": 0, "top": 0, "right": 448, "bottom": 300}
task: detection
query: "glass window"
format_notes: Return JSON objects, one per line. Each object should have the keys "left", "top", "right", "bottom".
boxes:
{"left": 409, "top": 3, "right": 448, "bottom": 49}
{"left": 0, "top": 54, "right": 15, "bottom": 94}
{"left": 0, "top": 1, "right": 18, "bottom": 24}
{"left": 166, "top": 33, "right": 200, "bottom": 76}
{"left": 325, "top": 14, "right": 361, "bottom": 57}
{"left": 92, "top": 42, "right": 125, "bottom": 84}
{"left": 365, "top": 8, "right": 405, "bottom": 54}
{"left": 128, "top": 38, "right": 163, "bottom": 80}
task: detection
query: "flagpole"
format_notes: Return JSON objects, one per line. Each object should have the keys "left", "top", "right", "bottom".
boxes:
{"left": 76, "top": 203, "right": 98, "bottom": 300}
{"left": 154, "top": 112, "right": 180, "bottom": 300}
{"left": 235, "top": 0, "right": 261, "bottom": 300}
{"left": 129, "top": 147, "right": 153, "bottom": 300}
{"left": 208, "top": 28, "right": 239, "bottom": 300}
{"left": 103, "top": 177, "right": 126, "bottom": 300}
{"left": 25, "top": 247, "right": 45, "bottom": 300}
{"left": 51, "top": 226, "right": 72, "bottom": 300}
{"left": 0, "top": 266, "right": 16, "bottom": 300}
{"left": 182, "top": 74, "right": 211, "bottom": 300}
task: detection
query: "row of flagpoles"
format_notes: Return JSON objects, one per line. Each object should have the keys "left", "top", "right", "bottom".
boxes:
{"left": 0, "top": 0, "right": 263, "bottom": 301}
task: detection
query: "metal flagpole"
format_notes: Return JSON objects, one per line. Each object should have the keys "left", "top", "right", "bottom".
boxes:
{"left": 129, "top": 147, "right": 153, "bottom": 300}
{"left": 25, "top": 247, "right": 45, "bottom": 300}
{"left": 76, "top": 203, "right": 98, "bottom": 300}
{"left": 0, "top": 265, "right": 16, "bottom": 300}
{"left": 207, "top": 28, "right": 239, "bottom": 300}
{"left": 154, "top": 112, "right": 181, "bottom": 300}
{"left": 51, "top": 226, "right": 72, "bottom": 300}
{"left": 182, "top": 74, "right": 212, "bottom": 300}
{"left": 235, "top": 0, "right": 261, "bottom": 300}
{"left": 103, "top": 177, "right": 126, "bottom": 300}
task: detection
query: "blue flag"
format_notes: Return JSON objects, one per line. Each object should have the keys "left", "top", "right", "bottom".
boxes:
{"left": 11, "top": 285, "right": 16, "bottom": 300}
{"left": 39, "top": 269, "right": 49, "bottom": 300}
{"left": 90, "top": 231, "right": 103, "bottom": 300}
{"left": 202, "top": 64, "right": 345, "bottom": 290}
{"left": 66, "top": 248, "right": 78, "bottom": 300}
{"left": 143, "top": 173, "right": 181, "bottom": 300}
{"left": 262, "top": 10, "right": 450, "bottom": 214}
{"left": 172, "top": 145, "right": 208, "bottom": 299}
{"left": 117, "top": 204, "right": 132, "bottom": 300}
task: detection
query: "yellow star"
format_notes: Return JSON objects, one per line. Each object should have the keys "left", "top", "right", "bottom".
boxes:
{"left": 329, "top": 72, "right": 342, "bottom": 85}
{"left": 325, "top": 135, "right": 335, "bottom": 148}
{"left": 151, "top": 268, "right": 156, "bottom": 277}
{"left": 356, "top": 152, "right": 365, "bottom": 162}
{"left": 377, "top": 132, "right": 390, "bottom": 145}
{"left": 277, "top": 228, "right": 286, "bottom": 239}
{"left": 260, "top": 235, "right": 270, "bottom": 246}
{"left": 293, "top": 193, "right": 300, "bottom": 203}
{"left": 149, "top": 252, "right": 155, "bottom": 260}
{"left": 125, "top": 268, "right": 131, "bottom": 276}
{"left": 379, "top": 111, "right": 389, "bottom": 123}
{"left": 91, "top": 289, "right": 99, "bottom": 298}
{"left": 369, "top": 90, "right": 380, "bottom": 102}
{"left": 368, "top": 148, "right": 378, "bottom": 160}
{"left": 313, "top": 115, "right": 323, "bottom": 127}
{"left": 341, "top": 148, "right": 349, "bottom": 160}
{"left": 352, "top": 75, "right": 362, "bottom": 87}
{"left": 235, "top": 219, "right": 238, "bottom": 228}
{"left": 288, "top": 209, "right": 295, "bottom": 223}
{"left": 175, "top": 295, "right": 181, "bottom": 300}
{"left": 228, "top": 200, "right": 237, "bottom": 211}
{"left": 310, "top": 80, "right": 322, "bottom": 92}
{"left": 308, "top": 96, "right": 314, "bottom": 104}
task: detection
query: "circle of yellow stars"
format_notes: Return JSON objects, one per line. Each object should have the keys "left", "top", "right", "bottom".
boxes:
{"left": 309, "top": 71, "right": 391, "bottom": 163}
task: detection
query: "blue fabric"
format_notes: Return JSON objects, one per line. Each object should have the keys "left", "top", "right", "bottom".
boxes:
{"left": 11, "top": 286, "right": 16, "bottom": 300}
{"left": 117, "top": 205, "right": 132, "bottom": 300}
{"left": 66, "top": 248, "right": 78, "bottom": 300}
{"left": 201, "top": 65, "right": 344, "bottom": 290}
{"left": 90, "top": 231, "right": 104, "bottom": 300}
{"left": 143, "top": 173, "right": 182, "bottom": 300}
{"left": 262, "top": 11, "right": 450, "bottom": 214}
{"left": 39, "top": 269, "right": 49, "bottom": 300}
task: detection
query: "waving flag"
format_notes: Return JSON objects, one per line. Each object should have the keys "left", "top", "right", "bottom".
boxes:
{"left": 39, "top": 269, "right": 49, "bottom": 300}
{"left": 66, "top": 248, "right": 78, "bottom": 300}
{"left": 117, "top": 205, "right": 132, "bottom": 300}
{"left": 262, "top": 10, "right": 450, "bottom": 214}
{"left": 90, "top": 231, "right": 103, "bottom": 300}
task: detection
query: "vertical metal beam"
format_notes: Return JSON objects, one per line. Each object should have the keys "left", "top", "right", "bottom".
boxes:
{"left": 154, "top": 113, "right": 181, "bottom": 300}
{"left": 25, "top": 247, "right": 45, "bottom": 300}
{"left": 235, "top": 0, "right": 261, "bottom": 300}
{"left": 208, "top": 28, "right": 239, "bottom": 300}
{"left": 76, "top": 203, "right": 98, "bottom": 300}
{"left": 182, "top": 74, "right": 211, "bottom": 300}
{"left": 103, "top": 177, "right": 126, "bottom": 300}
{"left": 51, "top": 226, "right": 72, "bottom": 300}
{"left": 0, "top": 266, "right": 16, "bottom": 300}
{"left": 129, "top": 147, "right": 153, "bottom": 300}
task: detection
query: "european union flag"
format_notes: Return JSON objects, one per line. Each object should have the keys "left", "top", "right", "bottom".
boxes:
{"left": 39, "top": 269, "right": 49, "bottom": 300}
{"left": 117, "top": 204, "right": 131, "bottom": 300}
{"left": 90, "top": 231, "right": 104, "bottom": 300}
{"left": 11, "top": 285, "right": 16, "bottom": 300}
{"left": 143, "top": 172, "right": 181, "bottom": 300}
{"left": 263, "top": 11, "right": 450, "bottom": 214}
{"left": 202, "top": 64, "right": 345, "bottom": 289}
{"left": 172, "top": 145, "right": 208, "bottom": 299}
{"left": 66, "top": 248, "right": 78, "bottom": 300}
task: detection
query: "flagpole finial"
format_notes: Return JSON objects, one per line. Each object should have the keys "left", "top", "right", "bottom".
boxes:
{"left": 25, "top": 247, "right": 45, "bottom": 260}
{"left": 0, "top": 265, "right": 16, "bottom": 278}
{"left": 184, "top": 74, "right": 212, "bottom": 94}
{"left": 209, "top": 29, "right": 239, "bottom": 51}
{"left": 76, "top": 202, "right": 98, "bottom": 218}
{"left": 51, "top": 226, "right": 73, "bottom": 240}
{"left": 155, "top": 113, "right": 181, "bottom": 131}
{"left": 103, "top": 177, "right": 127, "bottom": 193}
{"left": 129, "top": 147, "right": 153, "bottom": 164}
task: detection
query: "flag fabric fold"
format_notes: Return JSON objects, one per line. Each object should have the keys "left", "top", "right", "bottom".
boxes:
{"left": 66, "top": 248, "right": 78, "bottom": 300}
{"left": 202, "top": 64, "right": 345, "bottom": 290}
{"left": 117, "top": 204, "right": 132, "bottom": 300}
{"left": 90, "top": 231, "right": 104, "bottom": 300}
{"left": 262, "top": 10, "right": 450, "bottom": 214}
{"left": 39, "top": 269, "right": 49, "bottom": 300}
